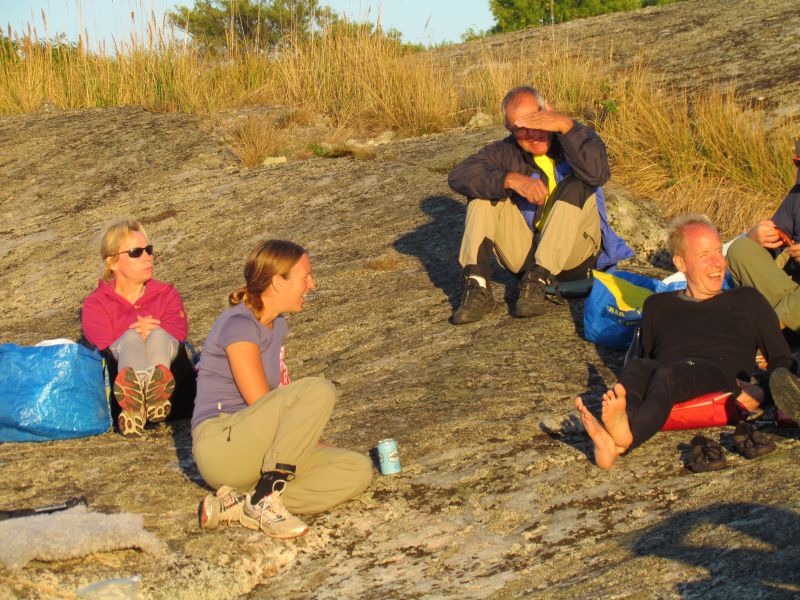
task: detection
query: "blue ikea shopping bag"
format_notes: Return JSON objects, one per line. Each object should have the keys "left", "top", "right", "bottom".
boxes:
{"left": 0, "top": 343, "right": 111, "bottom": 442}
{"left": 583, "top": 270, "right": 659, "bottom": 349}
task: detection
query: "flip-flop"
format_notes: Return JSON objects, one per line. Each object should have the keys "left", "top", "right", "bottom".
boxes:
{"left": 686, "top": 435, "right": 727, "bottom": 473}
{"left": 732, "top": 421, "right": 776, "bottom": 459}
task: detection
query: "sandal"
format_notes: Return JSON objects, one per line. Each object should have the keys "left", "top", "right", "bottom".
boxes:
{"left": 732, "top": 421, "right": 776, "bottom": 459}
{"left": 686, "top": 435, "right": 727, "bottom": 472}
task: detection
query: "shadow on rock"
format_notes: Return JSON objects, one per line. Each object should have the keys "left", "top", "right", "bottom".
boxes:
{"left": 170, "top": 419, "right": 206, "bottom": 487}
{"left": 541, "top": 363, "right": 613, "bottom": 461}
{"left": 540, "top": 414, "right": 592, "bottom": 461}
{"left": 631, "top": 502, "right": 800, "bottom": 598}
{"left": 393, "top": 195, "right": 466, "bottom": 310}
{"left": 562, "top": 286, "right": 627, "bottom": 377}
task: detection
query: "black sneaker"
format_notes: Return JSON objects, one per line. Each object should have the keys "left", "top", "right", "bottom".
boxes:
{"left": 769, "top": 367, "right": 800, "bottom": 425}
{"left": 514, "top": 271, "right": 547, "bottom": 318}
{"left": 452, "top": 277, "right": 494, "bottom": 325}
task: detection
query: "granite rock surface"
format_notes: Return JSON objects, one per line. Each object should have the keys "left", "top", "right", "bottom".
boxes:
{"left": 1, "top": 1, "right": 800, "bottom": 598}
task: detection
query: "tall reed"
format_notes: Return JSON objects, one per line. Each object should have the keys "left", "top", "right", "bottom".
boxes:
{"left": 602, "top": 63, "right": 795, "bottom": 233}
{"left": 0, "top": 14, "right": 795, "bottom": 234}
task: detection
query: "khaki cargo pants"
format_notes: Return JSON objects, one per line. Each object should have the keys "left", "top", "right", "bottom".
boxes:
{"left": 459, "top": 176, "right": 601, "bottom": 277}
{"left": 727, "top": 235, "right": 800, "bottom": 331}
{"left": 192, "top": 377, "right": 373, "bottom": 514}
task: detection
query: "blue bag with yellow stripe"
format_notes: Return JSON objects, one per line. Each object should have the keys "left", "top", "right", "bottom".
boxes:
{"left": 583, "top": 270, "right": 658, "bottom": 349}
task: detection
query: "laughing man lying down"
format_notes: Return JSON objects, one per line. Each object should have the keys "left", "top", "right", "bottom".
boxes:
{"left": 575, "top": 214, "right": 800, "bottom": 469}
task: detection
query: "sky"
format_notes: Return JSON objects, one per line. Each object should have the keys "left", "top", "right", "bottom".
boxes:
{"left": 2, "top": 0, "right": 496, "bottom": 48}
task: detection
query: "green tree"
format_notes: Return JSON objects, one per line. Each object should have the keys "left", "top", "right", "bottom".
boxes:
{"left": 488, "top": 0, "right": 679, "bottom": 32}
{"left": 167, "top": 0, "right": 337, "bottom": 53}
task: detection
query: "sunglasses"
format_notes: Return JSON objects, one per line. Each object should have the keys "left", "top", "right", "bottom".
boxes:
{"left": 106, "top": 245, "right": 154, "bottom": 259}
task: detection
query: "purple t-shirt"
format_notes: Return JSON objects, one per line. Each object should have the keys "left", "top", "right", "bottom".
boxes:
{"left": 191, "top": 303, "right": 288, "bottom": 430}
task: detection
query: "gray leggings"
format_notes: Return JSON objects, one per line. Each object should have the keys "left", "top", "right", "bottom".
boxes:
{"left": 110, "top": 327, "right": 179, "bottom": 373}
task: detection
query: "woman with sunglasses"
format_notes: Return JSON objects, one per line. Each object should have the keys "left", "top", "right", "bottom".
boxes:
{"left": 192, "top": 240, "right": 372, "bottom": 539}
{"left": 82, "top": 220, "right": 188, "bottom": 436}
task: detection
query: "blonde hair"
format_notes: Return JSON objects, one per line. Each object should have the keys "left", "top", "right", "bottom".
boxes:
{"left": 229, "top": 240, "right": 306, "bottom": 321}
{"left": 666, "top": 214, "right": 717, "bottom": 257}
{"left": 100, "top": 220, "right": 148, "bottom": 282}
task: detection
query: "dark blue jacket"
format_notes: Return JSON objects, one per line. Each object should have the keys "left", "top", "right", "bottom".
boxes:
{"left": 448, "top": 121, "right": 633, "bottom": 269}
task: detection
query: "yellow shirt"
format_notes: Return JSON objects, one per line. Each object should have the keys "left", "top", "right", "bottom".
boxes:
{"left": 533, "top": 154, "right": 557, "bottom": 230}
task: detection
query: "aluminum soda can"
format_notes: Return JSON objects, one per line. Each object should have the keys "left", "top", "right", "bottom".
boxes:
{"left": 377, "top": 438, "right": 401, "bottom": 475}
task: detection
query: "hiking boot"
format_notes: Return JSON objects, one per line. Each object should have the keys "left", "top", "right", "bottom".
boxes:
{"left": 452, "top": 277, "right": 494, "bottom": 325}
{"left": 114, "top": 367, "right": 146, "bottom": 436}
{"left": 769, "top": 367, "right": 800, "bottom": 425}
{"left": 514, "top": 270, "right": 548, "bottom": 318}
{"left": 240, "top": 489, "right": 309, "bottom": 540}
{"left": 198, "top": 486, "right": 247, "bottom": 530}
{"left": 145, "top": 364, "right": 174, "bottom": 423}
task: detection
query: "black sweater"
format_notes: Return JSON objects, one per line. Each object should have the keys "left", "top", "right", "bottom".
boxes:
{"left": 642, "top": 287, "right": 795, "bottom": 390}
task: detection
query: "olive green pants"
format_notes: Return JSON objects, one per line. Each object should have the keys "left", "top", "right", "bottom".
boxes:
{"left": 727, "top": 236, "right": 800, "bottom": 331}
{"left": 459, "top": 194, "right": 600, "bottom": 276}
{"left": 192, "top": 377, "right": 372, "bottom": 514}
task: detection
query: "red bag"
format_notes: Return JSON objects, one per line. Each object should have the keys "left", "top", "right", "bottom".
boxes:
{"left": 661, "top": 391, "right": 745, "bottom": 431}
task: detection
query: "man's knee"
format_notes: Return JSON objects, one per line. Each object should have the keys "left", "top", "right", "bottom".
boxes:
{"left": 551, "top": 174, "right": 596, "bottom": 209}
{"left": 726, "top": 236, "right": 762, "bottom": 271}
{"left": 465, "top": 197, "right": 501, "bottom": 217}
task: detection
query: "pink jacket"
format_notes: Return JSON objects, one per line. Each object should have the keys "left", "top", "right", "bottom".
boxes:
{"left": 81, "top": 279, "right": 188, "bottom": 350}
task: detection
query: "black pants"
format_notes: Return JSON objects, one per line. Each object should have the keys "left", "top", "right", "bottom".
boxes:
{"left": 620, "top": 358, "right": 731, "bottom": 450}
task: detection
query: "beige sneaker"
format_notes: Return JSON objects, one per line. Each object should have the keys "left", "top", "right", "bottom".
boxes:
{"left": 198, "top": 486, "right": 247, "bottom": 529}
{"left": 240, "top": 489, "right": 309, "bottom": 539}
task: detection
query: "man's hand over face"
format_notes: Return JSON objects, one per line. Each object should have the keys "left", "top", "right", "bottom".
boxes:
{"left": 511, "top": 101, "right": 573, "bottom": 135}
{"left": 504, "top": 172, "right": 549, "bottom": 205}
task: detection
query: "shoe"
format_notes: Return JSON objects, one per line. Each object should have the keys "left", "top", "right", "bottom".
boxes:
{"left": 686, "top": 435, "right": 727, "bottom": 472}
{"left": 732, "top": 422, "right": 776, "bottom": 459}
{"left": 452, "top": 277, "right": 494, "bottom": 325}
{"left": 514, "top": 270, "right": 547, "bottom": 318}
{"left": 145, "top": 364, "right": 174, "bottom": 423}
{"left": 198, "top": 486, "right": 247, "bottom": 530}
{"left": 240, "top": 489, "right": 309, "bottom": 539}
{"left": 114, "top": 368, "right": 146, "bottom": 436}
{"left": 769, "top": 367, "right": 800, "bottom": 426}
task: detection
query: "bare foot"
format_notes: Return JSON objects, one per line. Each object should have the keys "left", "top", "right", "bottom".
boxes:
{"left": 601, "top": 383, "right": 634, "bottom": 451}
{"left": 575, "top": 397, "right": 620, "bottom": 469}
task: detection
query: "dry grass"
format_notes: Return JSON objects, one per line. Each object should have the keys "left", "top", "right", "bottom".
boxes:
{"left": 1, "top": 16, "right": 796, "bottom": 233}
{"left": 256, "top": 31, "right": 462, "bottom": 135}
{"left": 224, "top": 116, "right": 285, "bottom": 167}
{"left": 602, "top": 63, "right": 796, "bottom": 234}
{"left": 450, "top": 37, "right": 608, "bottom": 129}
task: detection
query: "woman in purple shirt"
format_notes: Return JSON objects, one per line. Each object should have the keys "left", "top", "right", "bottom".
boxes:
{"left": 192, "top": 240, "right": 372, "bottom": 539}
